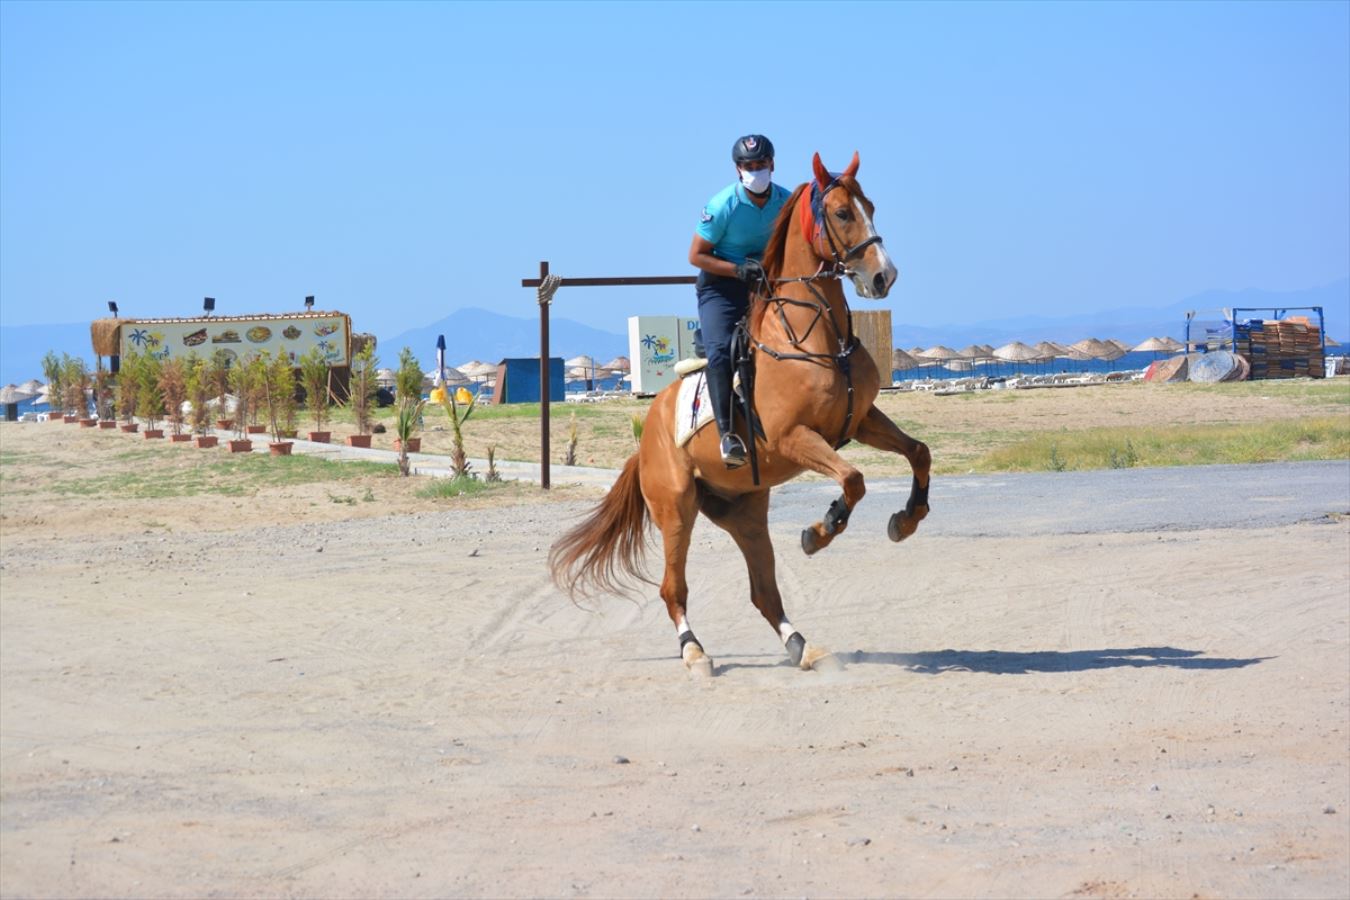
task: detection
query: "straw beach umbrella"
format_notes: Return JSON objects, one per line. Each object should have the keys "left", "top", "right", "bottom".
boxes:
{"left": 1034, "top": 341, "right": 1069, "bottom": 360}
{"left": 1130, "top": 336, "right": 1172, "bottom": 364}
{"left": 992, "top": 341, "right": 1045, "bottom": 374}
{"left": 958, "top": 344, "right": 993, "bottom": 362}
{"left": 1131, "top": 337, "right": 1172, "bottom": 353}
{"left": 459, "top": 361, "right": 498, "bottom": 380}
{"left": 890, "top": 348, "right": 919, "bottom": 371}
{"left": 917, "top": 345, "right": 962, "bottom": 362}
{"left": 602, "top": 356, "right": 631, "bottom": 372}
{"left": 1106, "top": 339, "right": 1133, "bottom": 356}
{"left": 1069, "top": 337, "right": 1121, "bottom": 360}
{"left": 19, "top": 379, "right": 44, "bottom": 395}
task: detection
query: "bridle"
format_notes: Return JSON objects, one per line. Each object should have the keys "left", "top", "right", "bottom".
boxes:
{"left": 805, "top": 177, "right": 884, "bottom": 271}
{"left": 747, "top": 177, "right": 885, "bottom": 448}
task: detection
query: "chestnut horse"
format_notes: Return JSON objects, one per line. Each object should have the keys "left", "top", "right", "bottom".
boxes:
{"left": 550, "top": 152, "right": 931, "bottom": 675}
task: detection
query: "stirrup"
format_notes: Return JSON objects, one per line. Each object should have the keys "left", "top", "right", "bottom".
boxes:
{"left": 719, "top": 434, "right": 747, "bottom": 469}
{"left": 674, "top": 357, "right": 707, "bottom": 377}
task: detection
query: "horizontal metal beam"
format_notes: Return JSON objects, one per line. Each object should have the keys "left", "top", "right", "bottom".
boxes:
{"left": 520, "top": 275, "right": 697, "bottom": 288}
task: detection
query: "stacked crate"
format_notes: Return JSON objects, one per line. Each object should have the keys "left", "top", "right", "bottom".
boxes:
{"left": 1233, "top": 319, "right": 1326, "bottom": 379}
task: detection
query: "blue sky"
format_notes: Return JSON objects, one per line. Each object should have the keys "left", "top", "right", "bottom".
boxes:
{"left": 1, "top": 0, "right": 1346, "bottom": 337}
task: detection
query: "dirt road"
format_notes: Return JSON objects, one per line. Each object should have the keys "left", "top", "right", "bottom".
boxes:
{"left": 2, "top": 456, "right": 1347, "bottom": 898}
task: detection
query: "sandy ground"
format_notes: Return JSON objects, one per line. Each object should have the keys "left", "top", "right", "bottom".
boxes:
{"left": 1, "top": 423, "right": 1348, "bottom": 898}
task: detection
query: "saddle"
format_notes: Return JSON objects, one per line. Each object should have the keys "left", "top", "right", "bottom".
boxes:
{"left": 674, "top": 322, "right": 766, "bottom": 483}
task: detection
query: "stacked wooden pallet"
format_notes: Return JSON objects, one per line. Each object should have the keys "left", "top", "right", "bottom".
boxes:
{"left": 1233, "top": 319, "right": 1326, "bottom": 380}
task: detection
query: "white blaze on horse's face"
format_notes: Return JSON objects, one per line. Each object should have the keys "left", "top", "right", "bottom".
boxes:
{"left": 845, "top": 195, "right": 897, "bottom": 301}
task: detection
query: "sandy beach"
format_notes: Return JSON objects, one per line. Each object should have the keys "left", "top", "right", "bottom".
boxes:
{"left": 1, "top": 420, "right": 1348, "bottom": 899}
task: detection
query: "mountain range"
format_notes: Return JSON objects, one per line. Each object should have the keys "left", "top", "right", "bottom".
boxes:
{"left": 2, "top": 279, "right": 1345, "bottom": 385}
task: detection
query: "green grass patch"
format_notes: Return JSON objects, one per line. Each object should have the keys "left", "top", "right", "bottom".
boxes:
{"left": 416, "top": 475, "right": 497, "bottom": 499}
{"left": 50, "top": 453, "right": 394, "bottom": 499}
{"left": 975, "top": 416, "right": 1350, "bottom": 472}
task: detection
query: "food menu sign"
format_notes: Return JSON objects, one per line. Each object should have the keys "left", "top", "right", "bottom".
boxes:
{"left": 119, "top": 315, "right": 350, "bottom": 367}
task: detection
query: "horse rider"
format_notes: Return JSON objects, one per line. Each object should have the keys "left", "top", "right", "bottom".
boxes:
{"left": 687, "top": 133, "right": 791, "bottom": 468}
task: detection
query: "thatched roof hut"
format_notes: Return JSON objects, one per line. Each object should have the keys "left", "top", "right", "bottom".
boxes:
{"left": 90, "top": 318, "right": 121, "bottom": 357}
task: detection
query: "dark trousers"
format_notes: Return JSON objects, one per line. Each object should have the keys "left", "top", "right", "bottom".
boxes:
{"left": 696, "top": 271, "right": 749, "bottom": 436}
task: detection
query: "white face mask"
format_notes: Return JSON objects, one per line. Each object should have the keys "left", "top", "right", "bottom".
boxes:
{"left": 740, "top": 167, "right": 771, "bottom": 194}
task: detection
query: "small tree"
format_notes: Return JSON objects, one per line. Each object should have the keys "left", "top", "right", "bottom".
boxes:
{"left": 185, "top": 355, "right": 211, "bottom": 434}
{"left": 94, "top": 361, "right": 115, "bottom": 421}
{"left": 229, "top": 355, "right": 254, "bottom": 439}
{"left": 208, "top": 350, "right": 233, "bottom": 424}
{"left": 246, "top": 355, "right": 268, "bottom": 429}
{"left": 348, "top": 343, "right": 379, "bottom": 436}
{"left": 298, "top": 347, "right": 330, "bottom": 433}
{"left": 437, "top": 388, "right": 477, "bottom": 479}
{"left": 394, "top": 397, "right": 425, "bottom": 477}
{"left": 158, "top": 357, "right": 188, "bottom": 436}
{"left": 136, "top": 353, "right": 165, "bottom": 430}
{"left": 115, "top": 353, "right": 140, "bottom": 425}
{"left": 40, "top": 351, "right": 64, "bottom": 418}
{"left": 263, "top": 351, "right": 297, "bottom": 443}
{"left": 395, "top": 347, "right": 423, "bottom": 405}
{"left": 62, "top": 354, "right": 89, "bottom": 417}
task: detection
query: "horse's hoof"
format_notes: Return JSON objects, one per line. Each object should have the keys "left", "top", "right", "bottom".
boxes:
{"left": 785, "top": 632, "right": 806, "bottom": 666}
{"left": 802, "top": 645, "right": 844, "bottom": 673}
{"left": 801, "top": 527, "right": 822, "bottom": 556}
{"left": 683, "top": 643, "right": 714, "bottom": 678}
{"left": 888, "top": 510, "right": 923, "bottom": 542}
{"left": 687, "top": 657, "right": 714, "bottom": 679}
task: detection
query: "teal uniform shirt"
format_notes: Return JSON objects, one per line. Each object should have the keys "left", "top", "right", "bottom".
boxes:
{"left": 696, "top": 181, "right": 791, "bottom": 265}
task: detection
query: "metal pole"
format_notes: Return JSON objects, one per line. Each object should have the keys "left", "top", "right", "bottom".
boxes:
{"left": 539, "top": 260, "right": 550, "bottom": 490}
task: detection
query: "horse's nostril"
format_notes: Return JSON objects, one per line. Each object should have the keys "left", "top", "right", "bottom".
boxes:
{"left": 873, "top": 273, "right": 887, "bottom": 295}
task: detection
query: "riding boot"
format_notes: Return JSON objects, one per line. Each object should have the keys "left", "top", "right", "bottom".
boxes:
{"left": 704, "top": 361, "right": 746, "bottom": 468}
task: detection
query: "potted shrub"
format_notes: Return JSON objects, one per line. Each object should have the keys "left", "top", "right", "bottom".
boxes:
{"left": 345, "top": 343, "right": 378, "bottom": 448}
{"left": 227, "top": 355, "right": 254, "bottom": 453}
{"left": 395, "top": 346, "right": 424, "bottom": 406}
{"left": 185, "top": 355, "right": 216, "bottom": 446}
{"left": 394, "top": 397, "right": 425, "bottom": 475}
{"left": 209, "top": 350, "right": 234, "bottom": 431}
{"left": 40, "top": 351, "right": 64, "bottom": 423}
{"left": 116, "top": 352, "right": 140, "bottom": 432}
{"left": 137, "top": 353, "right": 165, "bottom": 439}
{"left": 94, "top": 362, "right": 117, "bottom": 428}
{"left": 244, "top": 355, "right": 268, "bottom": 434}
{"left": 63, "top": 354, "right": 90, "bottom": 423}
{"left": 299, "top": 347, "right": 331, "bottom": 442}
{"left": 158, "top": 357, "right": 191, "bottom": 441}
{"left": 263, "top": 351, "right": 297, "bottom": 456}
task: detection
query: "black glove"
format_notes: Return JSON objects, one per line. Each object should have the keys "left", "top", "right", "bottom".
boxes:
{"left": 735, "top": 258, "right": 766, "bottom": 285}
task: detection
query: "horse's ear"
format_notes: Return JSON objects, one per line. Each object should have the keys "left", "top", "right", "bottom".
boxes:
{"left": 843, "top": 151, "right": 859, "bottom": 179}
{"left": 812, "top": 153, "right": 831, "bottom": 189}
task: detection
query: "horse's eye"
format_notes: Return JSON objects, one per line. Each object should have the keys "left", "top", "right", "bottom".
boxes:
{"left": 834, "top": 209, "right": 852, "bottom": 222}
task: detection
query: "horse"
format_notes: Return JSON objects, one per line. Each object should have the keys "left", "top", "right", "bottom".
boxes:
{"left": 549, "top": 152, "right": 931, "bottom": 675}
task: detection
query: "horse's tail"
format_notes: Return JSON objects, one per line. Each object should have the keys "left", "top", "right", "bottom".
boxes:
{"left": 549, "top": 452, "right": 652, "bottom": 601}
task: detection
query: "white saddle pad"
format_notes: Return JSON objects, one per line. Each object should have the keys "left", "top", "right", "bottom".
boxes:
{"left": 674, "top": 371, "right": 715, "bottom": 448}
